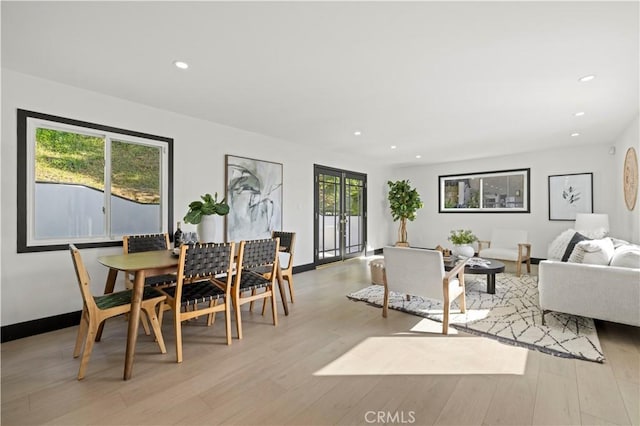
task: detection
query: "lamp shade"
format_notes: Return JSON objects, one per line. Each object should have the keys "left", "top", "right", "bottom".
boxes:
{"left": 574, "top": 213, "right": 610, "bottom": 234}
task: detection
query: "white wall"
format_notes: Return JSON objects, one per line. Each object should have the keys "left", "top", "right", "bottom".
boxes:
{"left": 613, "top": 115, "right": 640, "bottom": 243}
{"left": 389, "top": 143, "right": 622, "bottom": 258}
{"left": 1, "top": 69, "right": 392, "bottom": 325}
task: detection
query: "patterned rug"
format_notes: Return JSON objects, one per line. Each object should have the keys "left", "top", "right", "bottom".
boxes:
{"left": 347, "top": 273, "right": 604, "bottom": 363}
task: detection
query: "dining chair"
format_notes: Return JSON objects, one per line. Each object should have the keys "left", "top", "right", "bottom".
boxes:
{"left": 381, "top": 246, "right": 468, "bottom": 334}
{"left": 123, "top": 233, "right": 177, "bottom": 335}
{"left": 231, "top": 238, "right": 280, "bottom": 340}
{"left": 157, "top": 242, "right": 235, "bottom": 363}
{"left": 123, "top": 233, "right": 177, "bottom": 288}
{"left": 272, "top": 231, "right": 296, "bottom": 303}
{"left": 69, "top": 244, "right": 167, "bottom": 380}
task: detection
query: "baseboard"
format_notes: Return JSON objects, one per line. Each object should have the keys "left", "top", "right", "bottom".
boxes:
{"left": 1, "top": 311, "right": 81, "bottom": 343}
{"left": 292, "top": 263, "right": 315, "bottom": 274}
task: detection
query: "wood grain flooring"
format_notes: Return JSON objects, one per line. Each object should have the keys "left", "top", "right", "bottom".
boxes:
{"left": 2, "top": 257, "right": 639, "bottom": 425}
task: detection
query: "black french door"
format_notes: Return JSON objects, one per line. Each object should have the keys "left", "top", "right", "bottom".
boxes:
{"left": 314, "top": 165, "right": 367, "bottom": 265}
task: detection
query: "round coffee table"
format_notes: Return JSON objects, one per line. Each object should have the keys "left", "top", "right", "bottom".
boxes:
{"left": 463, "top": 259, "right": 505, "bottom": 294}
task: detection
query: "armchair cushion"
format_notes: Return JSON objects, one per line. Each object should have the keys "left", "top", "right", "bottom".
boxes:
{"left": 479, "top": 247, "right": 520, "bottom": 262}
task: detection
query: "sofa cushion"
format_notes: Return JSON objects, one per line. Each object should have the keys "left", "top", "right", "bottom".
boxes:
{"left": 568, "top": 238, "right": 615, "bottom": 265}
{"left": 561, "top": 232, "right": 590, "bottom": 262}
{"left": 610, "top": 245, "right": 640, "bottom": 269}
{"left": 547, "top": 229, "right": 577, "bottom": 260}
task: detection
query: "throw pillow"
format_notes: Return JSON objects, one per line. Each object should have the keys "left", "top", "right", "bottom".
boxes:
{"left": 547, "top": 229, "right": 577, "bottom": 260}
{"left": 568, "top": 238, "right": 615, "bottom": 265}
{"left": 561, "top": 232, "right": 590, "bottom": 262}
{"left": 610, "top": 245, "right": 640, "bottom": 269}
{"left": 578, "top": 227, "right": 609, "bottom": 239}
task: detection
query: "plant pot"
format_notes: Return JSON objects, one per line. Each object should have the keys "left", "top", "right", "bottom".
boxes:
{"left": 197, "top": 215, "right": 216, "bottom": 243}
{"left": 453, "top": 244, "right": 475, "bottom": 258}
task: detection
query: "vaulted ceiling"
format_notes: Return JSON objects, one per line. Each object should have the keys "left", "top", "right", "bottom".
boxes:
{"left": 3, "top": 1, "right": 638, "bottom": 166}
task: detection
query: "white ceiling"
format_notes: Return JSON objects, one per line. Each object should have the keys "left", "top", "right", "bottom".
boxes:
{"left": 2, "top": 1, "right": 638, "bottom": 166}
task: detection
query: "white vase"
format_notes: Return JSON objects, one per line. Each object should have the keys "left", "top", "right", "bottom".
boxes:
{"left": 453, "top": 244, "right": 475, "bottom": 258}
{"left": 197, "top": 215, "right": 216, "bottom": 243}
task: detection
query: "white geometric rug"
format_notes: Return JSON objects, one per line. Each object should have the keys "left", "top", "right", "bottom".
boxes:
{"left": 347, "top": 273, "right": 605, "bottom": 363}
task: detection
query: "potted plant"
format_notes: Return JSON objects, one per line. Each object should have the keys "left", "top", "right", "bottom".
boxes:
{"left": 387, "top": 180, "right": 423, "bottom": 247}
{"left": 448, "top": 229, "right": 477, "bottom": 258}
{"left": 184, "top": 192, "right": 230, "bottom": 242}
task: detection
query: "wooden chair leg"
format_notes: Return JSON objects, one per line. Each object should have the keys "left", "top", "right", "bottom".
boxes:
{"left": 174, "top": 313, "right": 183, "bottom": 363}
{"left": 139, "top": 312, "right": 151, "bottom": 336}
{"left": 77, "top": 321, "right": 98, "bottom": 380}
{"left": 270, "top": 289, "right": 278, "bottom": 327}
{"left": 442, "top": 302, "right": 450, "bottom": 335}
{"left": 526, "top": 258, "right": 531, "bottom": 273}
{"left": 233, "top": 296, "right": 243, "bottom": 340}
{"left": 249, "top": 289, "right": 257, "bottom": 312}
{"left": 73, "top": 309, "right": 89, "bottom": 358}
{"left": 142, "top": 304, "right": 166, "bottom": 354}
{"left": 158, "top": 303, "right": 166, "bottom": 326}
{"left": 224, "top": 300, "right": 232, "bottom": 346}
{"left": 286, "top": 275, "right": 295, "bottom": 303}
{"left": 207, "top": 299, "right": 218, "bottom": 326}
{"left": 261, "top": 295, "right": 267, "bottom": 316}
{"left": 459, "top": 291, "right": 466, "bottom": 314}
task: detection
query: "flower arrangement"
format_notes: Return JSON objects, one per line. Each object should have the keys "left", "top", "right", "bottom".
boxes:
{"left": 448, "top": 229, "right": 477, "bottom": 245}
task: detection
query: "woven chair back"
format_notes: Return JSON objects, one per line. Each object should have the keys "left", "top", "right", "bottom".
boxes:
{"left": 240, "top": 238, "right": 279, "bottom": 268}
{"left": 272, "top": 231, "right": 295, "bottom": 254}
{"left": 181, "top": 242, "right": 234, "bottom": 280}
{"left": 124, "top": 233, "right": 169, "bottom": 253}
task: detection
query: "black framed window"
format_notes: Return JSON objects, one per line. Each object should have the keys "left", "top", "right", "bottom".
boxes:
{"left": 439, "top": 168, "right": 530, "bottom": 213}
{"left": 17, "top": 109, "right": 174, "bottom": 252}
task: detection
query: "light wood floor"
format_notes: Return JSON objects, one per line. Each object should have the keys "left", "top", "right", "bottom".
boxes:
{"left": 2, "top": 258, "right": 639, "bottom": 425}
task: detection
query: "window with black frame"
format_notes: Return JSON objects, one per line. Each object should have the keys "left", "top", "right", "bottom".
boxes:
{"left": 439, "top": 168, "right": 530, "bottom": 213}
{"left": 17, "top": 109, "right": 174, "bottom": 252}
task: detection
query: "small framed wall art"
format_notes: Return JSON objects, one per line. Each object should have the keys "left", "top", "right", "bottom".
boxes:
{"left": 548, "top": 172, "right": 593, "bottom": 220}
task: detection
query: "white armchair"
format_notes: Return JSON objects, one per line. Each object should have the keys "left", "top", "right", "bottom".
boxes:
{"left": 382, "top": 246, "right": 468, "bottom": 334}
{"left": 477, "top": 229, "right": 531, "bottom": 277}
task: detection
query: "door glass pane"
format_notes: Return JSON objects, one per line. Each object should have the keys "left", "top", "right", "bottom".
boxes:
{"left": 111, "top": 140, "right": 162, "bottom": 235}
{"left": 34, "top": 128, "right": 105, "bottom": 239}
{"left": 318, "top": 173, "right": 341, "bottom": 259}
{"left": 345, "top": 176, "right": 364, "bottom": 254}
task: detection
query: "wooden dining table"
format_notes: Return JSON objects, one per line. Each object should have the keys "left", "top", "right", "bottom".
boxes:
{"left": 96, "top": 247, "right": 289, "bottom": 380}
{"left": 97, "top": 249, "right": 178, "bottom": 380}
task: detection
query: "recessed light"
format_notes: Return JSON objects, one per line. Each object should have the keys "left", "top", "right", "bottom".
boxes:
{"left": 354, "top": 131, "right": 362, "bottom": 136}
{"left": 415, "top": 155, "right": 422, "bottom": 159}
{"left": 390, "top": 145, "right": 397, "bottom": 149}
{"left": 571, "top": 132, "right": 580, "bottom": 137}
{"left": 575, "top": 112, "right": 585, "bottom": 117}
{"left": 578, "top": 75, "right": 595, "bottom": 82}
{"left": 173, "top": 60, "right": 189, "bottom": 70}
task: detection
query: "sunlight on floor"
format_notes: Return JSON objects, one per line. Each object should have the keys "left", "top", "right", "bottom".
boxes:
{"left": 314, "top": 335, "right": 529, "bottom": 376}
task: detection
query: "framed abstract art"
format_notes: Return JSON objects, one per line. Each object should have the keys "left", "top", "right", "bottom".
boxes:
{"left": 225, "top": 155, "right": 283, "bottom": 241}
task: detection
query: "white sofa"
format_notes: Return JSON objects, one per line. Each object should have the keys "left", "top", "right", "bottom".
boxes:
{"left": 539, "top": 260, "right": 640, "bottom": 327}
{"left": 539, "top": 230, "right": 640, "bottom": 327}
